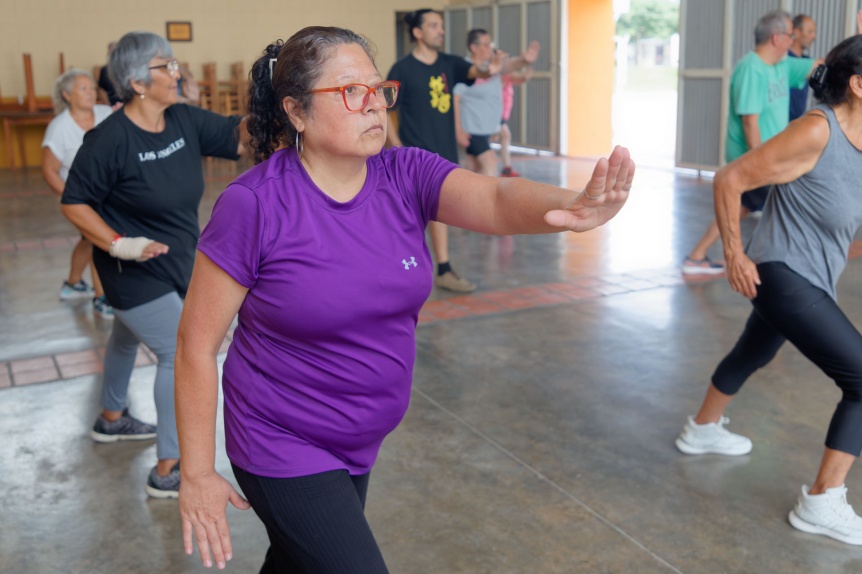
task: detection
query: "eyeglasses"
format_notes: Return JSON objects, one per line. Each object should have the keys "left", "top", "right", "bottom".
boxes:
{"left": 310, "top": 81, "right": 400, "bottom": 112}
{"left": 148, "top": 59, "right": 180, "bottom": 74}
{"left": 778, "top": 32, "right": 796, "bottom": 40}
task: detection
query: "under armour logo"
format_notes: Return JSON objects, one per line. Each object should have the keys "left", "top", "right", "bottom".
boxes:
{"left": 402, "top": 257, "right": 417, "bottom": 270}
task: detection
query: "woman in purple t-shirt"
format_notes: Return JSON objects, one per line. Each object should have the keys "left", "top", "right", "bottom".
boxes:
{"left": 175, "top": 26, "right": 634, "bottom": 573}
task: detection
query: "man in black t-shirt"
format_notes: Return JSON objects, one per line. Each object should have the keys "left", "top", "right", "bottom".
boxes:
{"left": 386, "top": 9, "right": 488, "bottom": 292}
{"left": 387, "top": 9, "right": 537, "bottom": 292}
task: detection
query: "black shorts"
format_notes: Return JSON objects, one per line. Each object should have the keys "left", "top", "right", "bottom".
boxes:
{"left": 740, "top": 185, "right": 770, "bottom": 212}
{"left": 466, "top": 134, "right": 492, "bottom": 157}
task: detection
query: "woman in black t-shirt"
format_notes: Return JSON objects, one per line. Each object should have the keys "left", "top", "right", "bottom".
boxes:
{"left": 61, "top": 31, "right": 242, "bottom": 499}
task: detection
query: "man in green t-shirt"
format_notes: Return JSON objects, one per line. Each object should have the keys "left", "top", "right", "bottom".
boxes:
{"left": 683, "top": 10, "right": 819, "bottom": 274}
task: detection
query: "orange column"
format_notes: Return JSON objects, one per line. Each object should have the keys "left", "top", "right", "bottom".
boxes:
{"left": 566, "top": 0, "right": 614, "bottom": 157}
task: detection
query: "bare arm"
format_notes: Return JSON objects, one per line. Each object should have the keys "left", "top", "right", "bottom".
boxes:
{"left": 717, "top": 111, "right": 829, "bottom": 299}
{"left": 386, "top": 110, "right": 402, "bottom": 147}
{"left": 740, "top": 114, "right": 761, "bottom": 150}
{"left": 177, "top": 252, "right": 251, "bottom": 569}
{"left": 437, "top": 145, "right": 635, "bottom": 235}
{"left": 453, "top": 94, "right": 470, "bottom": 148}
{"left": 508, "top": 66, "right": 534, "bottom": 86}
{"left": 41, "top": 147, "right": 65, "bottom": 196}
{"left": 501, "top": 41, "right": 541, "bottom": 75}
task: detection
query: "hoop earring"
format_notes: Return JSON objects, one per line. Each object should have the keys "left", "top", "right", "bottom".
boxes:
{"left": 296, "top": 131, "right": 304, "bottom": 158}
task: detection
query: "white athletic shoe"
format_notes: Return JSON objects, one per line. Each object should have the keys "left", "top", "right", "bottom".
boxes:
{"left": 789, "top": 484, "right": 862, "bottom": 545}
{"left": 675, "top": 415, "right": 752, "bottom": 456}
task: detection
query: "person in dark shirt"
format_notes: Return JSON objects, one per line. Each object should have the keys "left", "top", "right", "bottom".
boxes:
{"left": 787, "top": 14, "right": 817, "bottom": 121}
{"left": 97, "top": 42, "right": 122, "bottom": 106}
{"left": 61, "top": 31, "right": 243, "bottom": 499}
{"left": 387, "top": 8, "right": 537, "bottom": 292}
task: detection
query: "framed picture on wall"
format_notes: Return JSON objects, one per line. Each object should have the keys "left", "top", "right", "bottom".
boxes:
{"left": 166, "top": 21, "right": 192, "bottom": 42}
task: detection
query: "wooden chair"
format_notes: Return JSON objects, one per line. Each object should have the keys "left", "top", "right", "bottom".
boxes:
{"left": 217, "top": 61, "right": 247, "bottom": 116}
{"left": 22, "top": 54, "right": 54, "bottom": 113}
{"left": 198, "top": 62, "right": 217, "bottom": 111}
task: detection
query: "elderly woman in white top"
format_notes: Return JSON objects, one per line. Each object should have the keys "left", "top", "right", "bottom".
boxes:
{"left": 42, "top": 69, "right": 115, "bottom": 318}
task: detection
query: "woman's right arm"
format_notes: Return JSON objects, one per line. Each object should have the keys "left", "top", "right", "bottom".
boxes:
{"left": 41, "top": 148, "right": 65, "bottom": 196}
{"left": 715, "top": 111, "right": 830, "bottom": 299}
{"left": 60, "top": 203, "right": 169, "bottom": 258}
{"left": 177, "top": 251, "right": 251, "bottom": 570}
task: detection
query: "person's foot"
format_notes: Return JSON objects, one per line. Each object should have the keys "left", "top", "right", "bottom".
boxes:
{"left": 435, "top": 270, "right": 477, "bottom": 293}
{"left": 59, "top": 280, "right": 94, "bottom": 300}
{"left": 675, "top": 415, "right": 752, "bottom": 455}
{"left": 146, "top": 461, "right": 180, "bottom": 499}
{"left": 681, "top": 256, "right": 725, "bottom": 275}
{"left": 93, "top": 295, "right": 114, "bottom": 320}
{"left": 789, "top": 485, "right": 862, "bottom": 545}
{"left": 90, "top": 408, "right": 157, "bottom": 443}
{"left": 501, "top": 166, "right": 520, "bottom": 177}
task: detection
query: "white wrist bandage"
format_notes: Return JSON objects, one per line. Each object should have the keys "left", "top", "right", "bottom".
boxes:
{"left": 109, "top": 236, "right": 154, "bottom": 262}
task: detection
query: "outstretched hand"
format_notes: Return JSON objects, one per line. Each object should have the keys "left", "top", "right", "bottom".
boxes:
{"left": 523, "top": 41, "right": 541, "bottom": 64}
{"left": 180, "top": 472, "right": 251, "bottom": 570}
{"left": 544, "top": 145, "right": 635, "bottom": 232}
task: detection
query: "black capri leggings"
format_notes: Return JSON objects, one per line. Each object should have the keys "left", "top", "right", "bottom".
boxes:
{"left": 712, "top": 262, "right": 862, "bottom": 456}
{"left": 232, "top": 465, "right": 389, "bottom": 574}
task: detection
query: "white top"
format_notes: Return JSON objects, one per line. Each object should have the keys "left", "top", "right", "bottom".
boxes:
{"left": 42, "top": 105, "right": 113, "bottom": 182}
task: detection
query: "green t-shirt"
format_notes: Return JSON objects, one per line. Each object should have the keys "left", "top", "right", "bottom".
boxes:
{"left": 725, "top": 51, "right": 813, "bottom": 162}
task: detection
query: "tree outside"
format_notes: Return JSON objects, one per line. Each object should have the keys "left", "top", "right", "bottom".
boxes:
{"left": 613, "top": 0, "right": 680, "bottom": 168}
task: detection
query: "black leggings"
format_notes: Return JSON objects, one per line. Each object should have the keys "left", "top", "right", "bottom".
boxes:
{"left": 712, "top": 262, "right": 862, "bottom": 456}
{"left": 232, "top": 466, "right": 389, "bottom": 574}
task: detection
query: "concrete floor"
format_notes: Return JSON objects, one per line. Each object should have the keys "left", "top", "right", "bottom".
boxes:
{"left": 2, "top": 156, "right": 862, "bottom": 573}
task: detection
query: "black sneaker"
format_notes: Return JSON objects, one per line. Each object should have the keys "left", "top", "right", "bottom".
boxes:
{"left": 90, "top": 408, "right": 157, "bottom": 443}
{"left": 146, "top": 461, "right": 180, "bottom": 499}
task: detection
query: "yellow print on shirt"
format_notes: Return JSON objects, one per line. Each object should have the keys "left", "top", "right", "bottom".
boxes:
{"left": 428, "top": 75, "right": 451, "bottom": 114}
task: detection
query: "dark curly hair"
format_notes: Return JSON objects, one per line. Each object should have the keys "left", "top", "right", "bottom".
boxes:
{"left": 810, "top": 35, "right": 862, "bottom": 108}
{"left": 247, "top": 27, "right": 376, "bottom": 164}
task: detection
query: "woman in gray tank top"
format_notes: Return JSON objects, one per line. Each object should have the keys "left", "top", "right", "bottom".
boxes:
{"left": 674, "top": 35, "right": 862, "bottom": 546}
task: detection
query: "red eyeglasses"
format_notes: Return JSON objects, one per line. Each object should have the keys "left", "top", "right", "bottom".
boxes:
{"left": 310, "top": 81, "right": 400, "bottom": 112}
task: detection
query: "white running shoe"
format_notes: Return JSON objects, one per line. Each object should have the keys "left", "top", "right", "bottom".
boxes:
{"left": 789, "top": 484, "right": 862, "bottom": 545}
{"left": 675, "top": 415, "right": 752, "bottom": 455}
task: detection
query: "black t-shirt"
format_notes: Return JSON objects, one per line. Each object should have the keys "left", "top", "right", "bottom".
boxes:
{"left": 98, "top": 66, "right": 121, "bottom": 106}
{"left": 387, "top": 52, "right": 473, "bottom": 163}
{"left": 62, "top": 104, "right": 241, "bottom": 310}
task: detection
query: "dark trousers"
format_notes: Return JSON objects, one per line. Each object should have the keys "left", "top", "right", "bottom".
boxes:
{"left": 712, "top": 262, "right": 862, "bottom": 455}
{"left": 232, "top": 466, "right": 390, "bottom": 574}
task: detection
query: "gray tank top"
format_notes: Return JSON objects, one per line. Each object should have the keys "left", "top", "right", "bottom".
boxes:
{"left": 746, "top": 104, "right": 862, "bottom": 300}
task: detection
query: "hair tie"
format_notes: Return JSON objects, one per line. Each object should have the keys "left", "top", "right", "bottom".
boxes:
{"left": 269, "top": 58, "right": 277, "bottom": 87}
{"left": 812, "top": 63, "right": 828, "bottom": 87}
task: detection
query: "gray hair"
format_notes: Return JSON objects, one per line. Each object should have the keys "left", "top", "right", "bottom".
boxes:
{"left": 755, "top": 10, "right": 792, "bottom": 46}
{"left": 108, "top": 31, "right": 173, "bottom": 102}
{"left": 53, "top": 68, "right": 93, "bottom": 114}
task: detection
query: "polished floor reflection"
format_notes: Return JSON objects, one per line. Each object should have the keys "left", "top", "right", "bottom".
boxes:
{"left": 2, "top": 156, "right": 862, "bottom": 573}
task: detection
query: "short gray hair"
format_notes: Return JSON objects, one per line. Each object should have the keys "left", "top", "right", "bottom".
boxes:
{"left": 108, "top": 31, "right": 173, "bottom": 102}
{"left": 53, "top": 68, "right": 93, "bottom": 114}
{"left": 755, "top": 10, "right": 791, "bottom": 46}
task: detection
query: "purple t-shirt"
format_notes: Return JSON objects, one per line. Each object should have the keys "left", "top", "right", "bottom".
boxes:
{"left": 198, "top": 146, "right": 457, "bottom": 478}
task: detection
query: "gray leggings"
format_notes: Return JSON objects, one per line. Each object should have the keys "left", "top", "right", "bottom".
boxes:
{"left": 101, "top": 291, "right": 182, "bottom": 460}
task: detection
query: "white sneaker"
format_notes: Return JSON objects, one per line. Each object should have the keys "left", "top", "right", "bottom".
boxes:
{"left": 789, "top": 485, "right": 862, "bottom": 545}
{"left": 675, "top": 415, "right": 752, "bottom": 455}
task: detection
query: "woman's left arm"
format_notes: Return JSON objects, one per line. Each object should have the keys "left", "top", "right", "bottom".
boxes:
{"left": 437, "top": 145, "right": 634, "bottom": 235}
